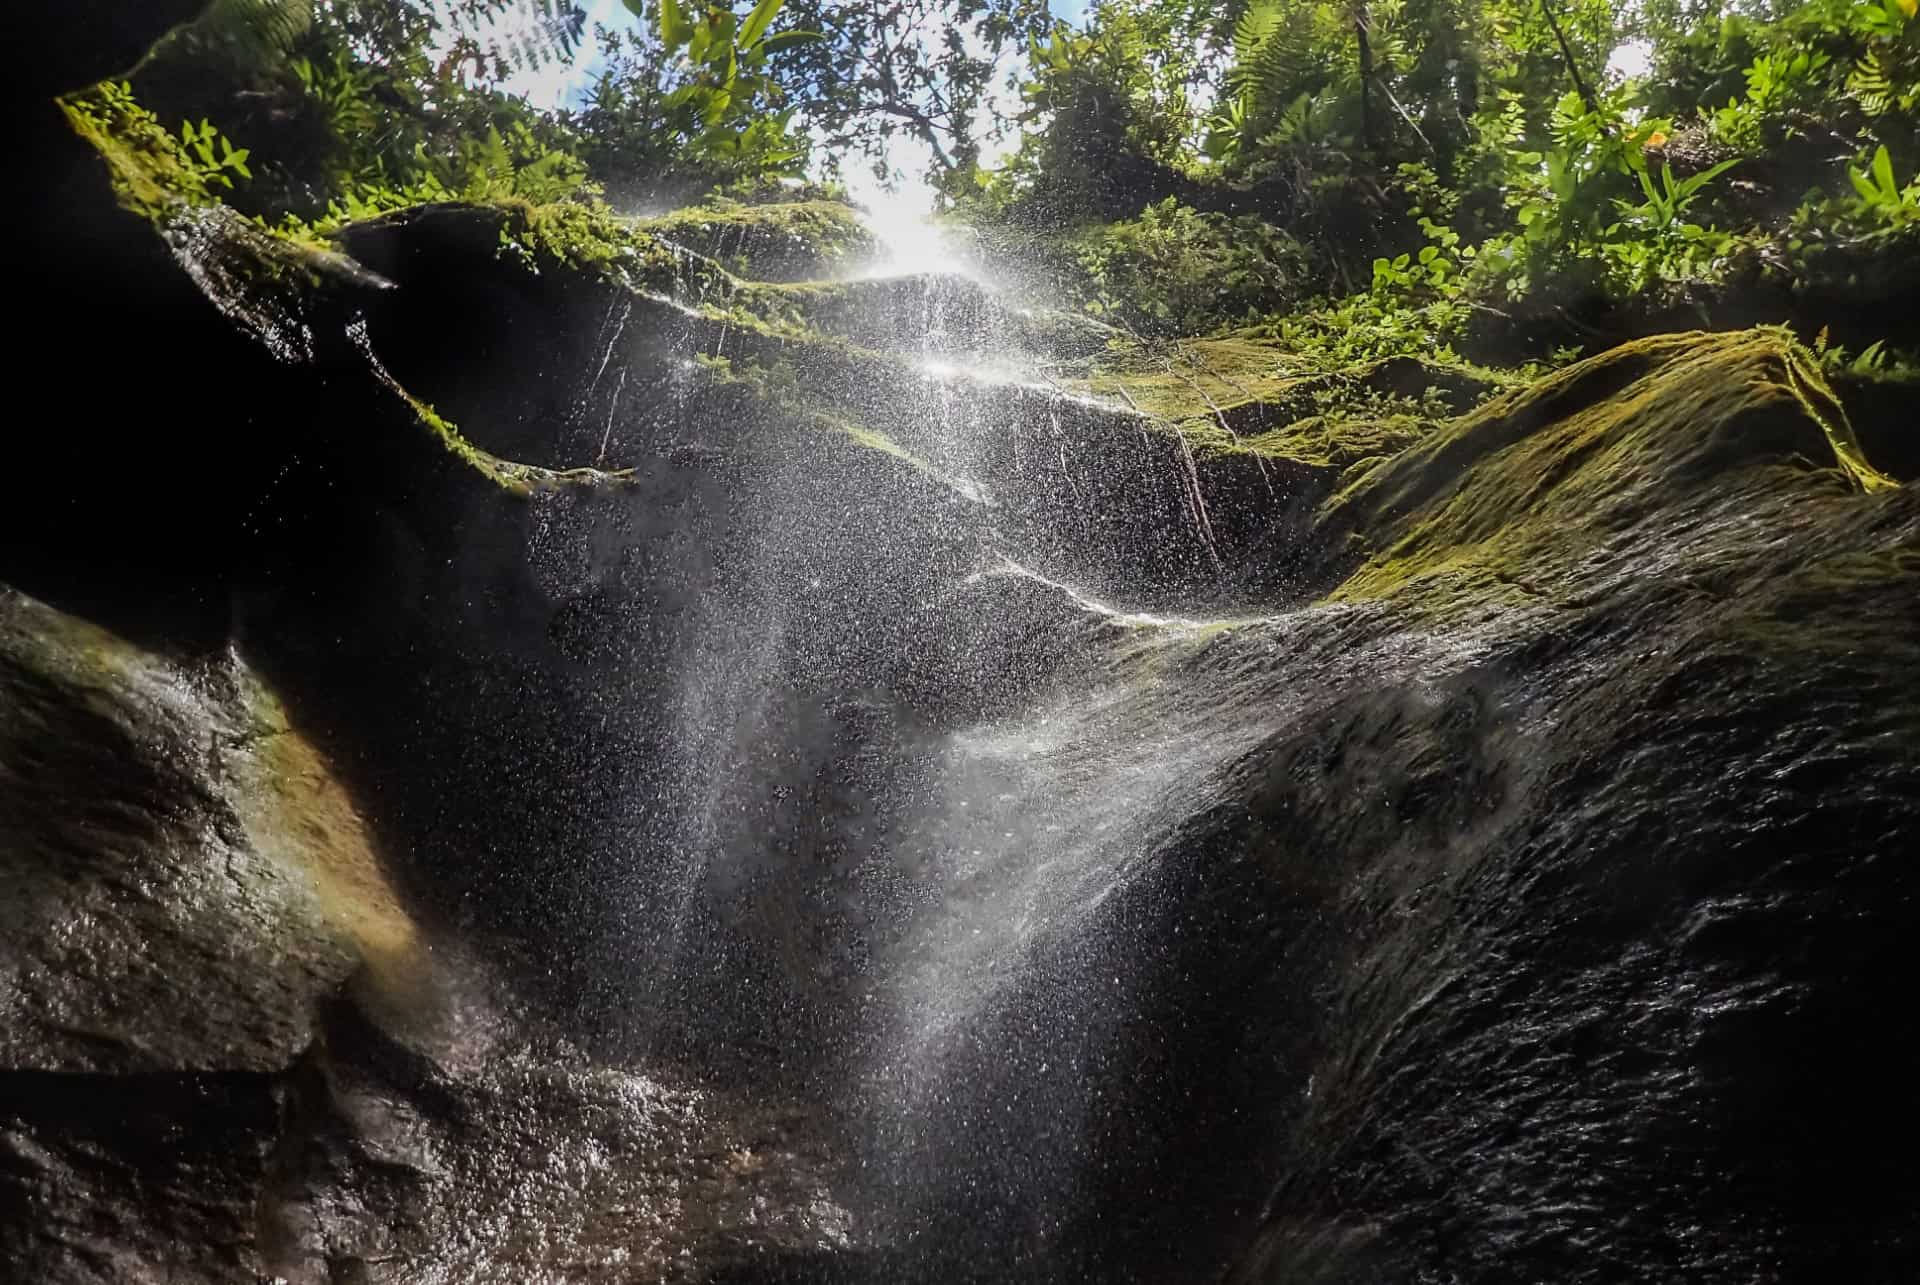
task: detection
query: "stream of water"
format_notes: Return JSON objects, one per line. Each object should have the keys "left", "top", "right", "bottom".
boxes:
{"left": 558, "top": 204, "right": 1300, "bottom": 1279}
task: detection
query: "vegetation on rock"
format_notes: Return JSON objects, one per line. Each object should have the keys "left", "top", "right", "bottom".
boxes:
{"left": 1324, "top": 328, "right": 1896, "bottom": 610}
{"left": 56, "top": 0, "right": 1920, "bottom": 399}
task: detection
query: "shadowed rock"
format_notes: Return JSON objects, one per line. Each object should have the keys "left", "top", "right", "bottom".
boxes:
{"left": 5, "top": 58, "right": 1919, "bottom": 1285}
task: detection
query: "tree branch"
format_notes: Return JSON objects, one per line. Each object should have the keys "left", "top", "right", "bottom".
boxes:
{"left": 1539, "top": 0, "right": 1599, "bottom": 115}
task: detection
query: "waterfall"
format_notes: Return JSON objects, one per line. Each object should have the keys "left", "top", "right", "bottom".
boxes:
{"left": 501, "top": 197, "right": 1303, "bottom": 1280}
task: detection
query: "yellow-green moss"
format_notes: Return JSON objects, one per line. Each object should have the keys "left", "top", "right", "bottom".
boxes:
{"left": 502, "top": 200, "right": 736, "bottom": 301}
{"left": 60, "top": 87, "right": 199, "bottom": 223}
{"left": 1066, "top": 335, "right": 1512, "bottom": 463}
{"left": 1322, "top": 330, "right": 1899, "bottom": 611}
{"left": 724, "top": 278, "right": 904, "bottom": 339}
{"left": 1, "top": 588, "right": 425, "bottom": 994}
{"left": 1077, "top": 337, "right": 1307, "bottom": 422}
{"left": 690, "top": 350, "right": 955, "bottom": 483}
{"left": 635, "top": 199, "right": 879, "bottom": 281}
{"left": 398, "top": 387, "right": 638, "bottom": 495}
{"left": 355, "top": 342, "right": 635, "bottom": 495}
{"left": 237, "top": 685, "right": 423, "bottom": 988}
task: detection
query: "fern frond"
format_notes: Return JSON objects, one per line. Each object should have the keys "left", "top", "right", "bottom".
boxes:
{"left": 1233, "top": 0, "right": 1283, "bottom": 64}
{"left": 1849, "top": 50, "right": 1895, "bottom": 117}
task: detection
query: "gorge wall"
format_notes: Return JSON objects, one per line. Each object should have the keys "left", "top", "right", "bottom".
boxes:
{"left": 3, "top": 27, "right": 1919, "bottom": 1283}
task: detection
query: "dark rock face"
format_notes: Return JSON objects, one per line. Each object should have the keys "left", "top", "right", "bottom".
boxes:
{"left": 0, "top": 588, "right": 395, "bottom": 1075}
{"left": 6, "top": 76, "right": 1919, "bottom": 1285}
{"left": 4, "top": 0, "right": 208, "bottom": 101}
{"left": 0, "top": 590, "right": 859, "bottom": 1283}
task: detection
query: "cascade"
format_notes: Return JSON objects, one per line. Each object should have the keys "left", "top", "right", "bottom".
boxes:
{"left": 6, "top": 75, "right": 1918, "bottom": 1284}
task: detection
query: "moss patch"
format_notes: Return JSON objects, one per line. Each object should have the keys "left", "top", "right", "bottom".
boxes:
{"left": 635, "top": 199, "right": 879, "bottom": 282}
{"left": 689, "top": 352, "right": 945, "bottom": 481}
{"left": 59, "top": 85, "right": 202, "bottom": 224}
{"left": 345, "top": 310, "right": 637, "bottom": 495}
{"left": 0, "top": 589, "right": 427, "bottom": 1071}
{"left": 1322, "top": 329, "right": 1899, "bottom": 611}
{"left": 500, "top": 199, "right": 736, "bottom": 301}
{"left": 1065, "top": 335, "right": 1511, "bottom": 462}
{"left": 237, "top": 686, "right": 423, "bottom": 992}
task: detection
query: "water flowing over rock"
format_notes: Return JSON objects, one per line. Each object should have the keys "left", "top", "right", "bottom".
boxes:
{"left": 6, "top": 80, "right": 1919, "bottom": 1285}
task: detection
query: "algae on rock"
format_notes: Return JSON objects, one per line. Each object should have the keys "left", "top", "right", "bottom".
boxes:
{"left": 635, "top": 198, "right": 880, "bottom": 282}
{"left": 1322, "top": 330, "right": 1899, "bottom": 612}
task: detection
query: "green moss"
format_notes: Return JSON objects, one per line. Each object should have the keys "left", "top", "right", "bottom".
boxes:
{"left": 354, "top": 343, "right": 635, "bottom": 495}
{"left": 1235, "top": 415, "right": 1436, "bottom": 469}
{"left": 1074, "top": 337, "right": 1289, "bottom": 422}
{"left": 634, "top": 199, "right": 879, "bottom": 282}
{"left": 498, "top": 200, "right": 736, "bottom": 301}
{"left": 237, "top": 684, "right": 423, "bottom": 981}
{"left": 727, "top": 278, "right": 905, "bottom": 339}
{"left": 1064, "top": 335, "right": 1511, "bottom": 463}
{"left": 1321, "top": 330, "right": 1899, "bottom": 611}
{"left": 718, "top": 276, "right": 1115, "bottom": 362}
{"left": 404, "top": 388, "right": 641, "bottom": 494}
{"left": 60, "top": 86, "right": 201, "bottom": 223}
{"left": 1823, "top": 364, "right": 1920, "bottom": 483}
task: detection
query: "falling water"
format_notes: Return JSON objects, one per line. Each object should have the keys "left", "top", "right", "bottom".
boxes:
{"left": 502, "top": 189, "right": 1316, "bottom": 1278}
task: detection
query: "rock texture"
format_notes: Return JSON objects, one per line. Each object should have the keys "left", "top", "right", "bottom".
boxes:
{"left": 0, "top": 587, "right": 413, "bottom": 1075}
{"left": 5, "top": 53, "right": 1918, "bottom": 1284}
{"left": 0, "top": 590, "right": 859, "bottom": 1283}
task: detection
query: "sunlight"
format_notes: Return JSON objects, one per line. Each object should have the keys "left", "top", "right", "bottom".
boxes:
{"left": 438, "top": 0, "right": 629, "bottom": 110}
{"left": 1606, "top": 38, "right": 1655, "bottom": 82}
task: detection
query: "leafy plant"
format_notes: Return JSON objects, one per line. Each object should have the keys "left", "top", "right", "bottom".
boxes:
{"left": 179, "top": 119, "right": 254, "bottom": 190}
{"left": 1065, "top": 197, "right": 1313, "bottom": 334}
{"left": 63, "top": 80, "right": 254, "bottom": 212}
{"left": 1848, "top": 144, "right": 1920, "bottom": 222}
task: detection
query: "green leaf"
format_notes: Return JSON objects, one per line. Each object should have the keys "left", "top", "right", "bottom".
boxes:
{"left": 1851, "top": 165, "right": 1883, "bottom": 204}
{"left": 1873, "top": 145, "right": 1898, "bottom": 198}
{"left": 759, "top": 29, "right": 821, "bottom": 54}
{"left": 659, "top": 0, "right": 693, "bottom": 50}
{"left": 739, "top": 0, "right": 785, "bottom": 49}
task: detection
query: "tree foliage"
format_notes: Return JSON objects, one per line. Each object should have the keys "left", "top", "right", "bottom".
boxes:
{"left": 943, "top": 0, "right": 1920, "bottom": 362}
{"left": 56, "top": 0, "right": 1920, "bottom": 370}
{"left": 768, "top": 0, "right": 1051, "bottom": 175}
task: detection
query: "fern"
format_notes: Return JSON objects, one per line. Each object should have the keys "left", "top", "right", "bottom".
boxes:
{"left": 1229, "top": 3, "right": 1327, "bottom": 103}
{"left": 1848, "top": 50, "right": 1895, "bottom": 116}
{"left": 1268, "top": 91, "right": 1325, "bottom": 148}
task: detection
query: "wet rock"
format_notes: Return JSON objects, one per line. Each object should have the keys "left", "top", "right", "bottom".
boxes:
{"left": 636, "top": 199, "right": 882, "bottom": 282}
{"left": 0, "top": 591, "right": 865, "bottom": 1285}
{"left": 0, "top": 586, "right": 415, "bottom": 1281}
{"left": 11, "top": 72, "right": 1920, "bottom": 1285}
{"left": 0, "top": 588, "right": 414, "bottom": 1074}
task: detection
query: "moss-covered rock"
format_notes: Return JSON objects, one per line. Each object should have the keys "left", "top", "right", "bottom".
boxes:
{"left": 19, "top": 63, "right": 1920, "bottom": 1282}
{"left": 1067, "top": 335, "right": 1508, "bottom": 445}
{"left": 1321, "top": 329, "right": 1896, "bottom": 611}
{"left": 0, "top": 599, "right": 864, "bottom": 1285}
{"left": 635, "top": 198, "right": 880, "bottom": 282}
{"left": 729, "top": 274, "right": 1116, "bottom": 361}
